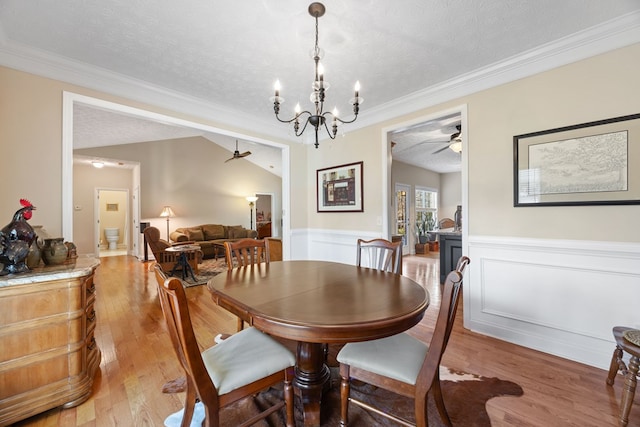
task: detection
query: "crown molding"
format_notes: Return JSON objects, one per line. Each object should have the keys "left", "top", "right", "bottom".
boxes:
{"left": 0, "top": 40, "right": 287, "bottom": 141}
{"left": 1, "top": 11, "right": 638, "bottom": 141}
{"left": 351, "top": 11, "right": 640, "bottom": 132}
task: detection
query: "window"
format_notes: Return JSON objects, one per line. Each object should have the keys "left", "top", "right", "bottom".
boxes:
{"left": 415, "top": 187, "right": 437, "bottom": 232}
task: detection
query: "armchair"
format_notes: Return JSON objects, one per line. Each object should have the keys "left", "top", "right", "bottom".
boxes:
{"left": 144, "top": 226, "right": 202, "bottom": 274}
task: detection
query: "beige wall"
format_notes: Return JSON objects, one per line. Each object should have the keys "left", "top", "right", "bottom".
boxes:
{"left": 0, "top": 66, "right": 300, "bottom": 237}
{"left": 75, "top": 136, "right": 282, "bottom": 236}
{"left": 0, "top": 68, "right": 65, "bottom": 233}
{"left": 304, "top": 43, "right": 640, "bottom": 243}
{"left": 306, "top": 125, "right": 383, "bottom": 230}
{"left": 464, "top": 44, "right": 638, "bottom": 241}
{"left": 440, "top": 172, "right": 462, "bottom": 222}
{"left": 73, "top": 164, "right": 133, "bottom": 254}
{"left": 1, "top": 43, "right": 639, "bottom": 245}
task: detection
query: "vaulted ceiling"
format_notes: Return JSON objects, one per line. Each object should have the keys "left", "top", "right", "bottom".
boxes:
{"left": 1, "top": 1, "right": 638, "bottom": 174}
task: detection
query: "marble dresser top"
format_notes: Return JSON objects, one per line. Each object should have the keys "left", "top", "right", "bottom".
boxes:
{"left": 0, "top": 256, "right": 100, "bottom": 288}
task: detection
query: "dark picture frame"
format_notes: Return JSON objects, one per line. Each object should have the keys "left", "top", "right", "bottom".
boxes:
{"left": 317, "top": 161, "right": 363, "bottom": 212}
{"left": 513, "top": 113, "right": 640, "bottom": 207}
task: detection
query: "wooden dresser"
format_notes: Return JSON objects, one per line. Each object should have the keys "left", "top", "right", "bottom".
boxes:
{"left": 0, "top": 257, "right": 101, "bottom": 425}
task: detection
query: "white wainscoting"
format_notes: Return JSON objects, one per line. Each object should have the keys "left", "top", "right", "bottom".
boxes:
{"left": 290, "top": 228, "right": 382, "bottom": 264}
{"left": 466, "top": 235, "right": 640, "bottom": 369}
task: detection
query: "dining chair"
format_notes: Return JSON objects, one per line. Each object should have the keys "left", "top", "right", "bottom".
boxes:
{"left": 265, "top": 237, "right": 283, "bottom": 261}
{"left": 455, "top": 255, "right": 470, "bottom": 275}
{"left": 153, "top": 265, "right": 295, "bottom": 427}
{"left": 356, "top": 238, "right": 403, "bottom": 274}
{"left": 224, "top": 238, "right": 269, "bottom": 331}
{"left": 438, "top": 218, "right": 455, "bottom": 230}
{"left": 224, "top": 238, "right": 268, "bottom": 268}
{"left": 337, "top": 267, "right": 467, "bottom": 427}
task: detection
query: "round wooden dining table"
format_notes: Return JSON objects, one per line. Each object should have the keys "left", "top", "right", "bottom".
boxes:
{"left": 207, "top": 260, "right": 429, "bottom": 427}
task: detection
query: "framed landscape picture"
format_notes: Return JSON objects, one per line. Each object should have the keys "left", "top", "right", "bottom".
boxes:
{"left": 316, "top": 161, "right": 363, "bottom": 212}
{"left": 513, "top": 113, "right": 640, "bottom": 207}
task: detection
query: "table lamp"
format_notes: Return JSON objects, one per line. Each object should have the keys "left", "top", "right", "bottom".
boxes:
{"left": 159, "top": 206, "right": 175, "bottom": 241}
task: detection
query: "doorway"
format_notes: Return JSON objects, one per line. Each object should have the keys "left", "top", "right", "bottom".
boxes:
{"left": 62, "top": 92, "right": 292, "bottom": 260}
{"left": 384, "top": 104, "right": 468, "bottom": 256}
{"left": 96, "top": 188, "right": 129, "bottom": 257}
{"left": 255, "top": 193, "right": 275, "bottom": 238}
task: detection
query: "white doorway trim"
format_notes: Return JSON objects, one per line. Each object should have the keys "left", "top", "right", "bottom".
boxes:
{"left": 381, "top": 104, "right": 469, "bottom": 254}
{"left": 61, "top": 92, "right": 292, "bottom": 258}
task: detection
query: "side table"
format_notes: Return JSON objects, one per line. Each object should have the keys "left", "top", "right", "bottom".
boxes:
{"left": 165, "top": 245, "right": 200, "bottom": 281}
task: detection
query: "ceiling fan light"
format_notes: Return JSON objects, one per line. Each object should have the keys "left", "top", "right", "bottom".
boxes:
{"left": 449, "top": 140, "right": 462, "bottom": 153}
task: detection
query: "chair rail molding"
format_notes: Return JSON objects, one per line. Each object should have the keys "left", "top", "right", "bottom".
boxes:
{"left": 466, "top": 235, "right": 640, "bottom": 369}
{"left": 293, "top": 228, "right": 381, "bottom": 264}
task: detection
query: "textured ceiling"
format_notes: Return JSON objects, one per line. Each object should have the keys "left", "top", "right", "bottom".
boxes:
{"left": 73, "top": 104, "right": 283, "bottom": 176}
{"left": 1, "top": 1, "right": 638, "bottom": 174}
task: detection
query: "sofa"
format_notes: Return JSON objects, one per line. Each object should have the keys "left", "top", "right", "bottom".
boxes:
{"left": 170, "top": 224, "right": 258, "bottom": 259}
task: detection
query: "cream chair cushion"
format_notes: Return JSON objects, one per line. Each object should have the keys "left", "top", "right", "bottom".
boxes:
{"left": 337, "top": 332, "right": 428, "bottom": 385}
{"left": 202, "top": 327, "right": 296, "bottom": 395}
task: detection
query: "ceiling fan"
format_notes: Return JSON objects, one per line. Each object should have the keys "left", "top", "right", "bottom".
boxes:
{"left": 224, "top": 140, "right": 252, "bottom": 163}
{"left": 392, "top": 124, "right": 462, "bottom": 155}
{"left": 432, "top": 125, "right": 462, "bottom": 154}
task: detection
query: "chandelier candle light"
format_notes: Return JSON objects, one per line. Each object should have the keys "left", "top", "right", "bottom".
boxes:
{"left": 271, "top": 2, "right": 362, "bottom": 148}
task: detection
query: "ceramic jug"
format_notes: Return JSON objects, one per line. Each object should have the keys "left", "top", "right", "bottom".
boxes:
{"left": 26, "top": 241, "right": 42, "bottom": 269}
{"left": 41, "top": 238, "right": 68, "bottom": 265}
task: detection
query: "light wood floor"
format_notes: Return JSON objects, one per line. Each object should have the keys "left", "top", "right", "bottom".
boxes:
{"left": 11, "top": 254, "right": 638, "bottom": 426}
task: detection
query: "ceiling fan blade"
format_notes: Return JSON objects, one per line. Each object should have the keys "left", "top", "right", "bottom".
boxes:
{"left": 394, "top": 140, "right": 449, "bottom": 153}
{"left": 238, "top": 151, "right": 251, "bottom": 158}
{"left": 224, "top": 156, "right": 235, "bottom": 163}
{"left": 432, "top": 145, "right": 450, "bottom": 154}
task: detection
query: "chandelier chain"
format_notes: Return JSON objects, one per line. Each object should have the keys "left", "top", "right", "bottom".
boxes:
{"left": 271, "top": 2, "right": 361, "bottom": 148}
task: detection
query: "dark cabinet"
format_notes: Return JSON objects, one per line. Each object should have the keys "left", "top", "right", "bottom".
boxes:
{"left": 257, "top": 221, "right": 272, "bottom": 239}
{"left": 439, "top": 233, "right": 462, "bottom": 283}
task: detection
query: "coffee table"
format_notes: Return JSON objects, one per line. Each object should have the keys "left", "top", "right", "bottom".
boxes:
{"left": 208, "top": 260, "right": 429, "bottom": 426}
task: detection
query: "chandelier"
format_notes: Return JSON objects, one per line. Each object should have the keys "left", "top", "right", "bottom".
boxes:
{"left": 271, "top": 2, "right": 362, "bottom": 148}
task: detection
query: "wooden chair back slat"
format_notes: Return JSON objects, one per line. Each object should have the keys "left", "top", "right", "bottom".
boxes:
{"left": 356, "top": 238, "right": 402, "bottom": 274}
{"left": 224, "top": 238, "right": 268, "bottom": 268}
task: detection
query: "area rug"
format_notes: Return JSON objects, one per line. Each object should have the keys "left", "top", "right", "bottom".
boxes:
{"left": 178, "top": 257, "right": 228, "bottom": 287}
{"left": 164, "top": 366, "right": 523, "bottom": 426}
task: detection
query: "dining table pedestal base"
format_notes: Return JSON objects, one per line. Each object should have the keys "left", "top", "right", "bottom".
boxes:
{"left": 294, "top": 342, "right": 332, "bottom": 427}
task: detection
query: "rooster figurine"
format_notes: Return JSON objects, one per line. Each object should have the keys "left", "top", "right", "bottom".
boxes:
{"left": 0, "top": 199, "right": 37, "bottom": 275}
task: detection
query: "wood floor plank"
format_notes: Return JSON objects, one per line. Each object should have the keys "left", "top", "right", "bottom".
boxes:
{"left": 9, "top": 254, "right": 639, "bottom": 426}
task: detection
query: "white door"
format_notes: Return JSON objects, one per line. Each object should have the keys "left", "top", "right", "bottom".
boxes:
{"left": 394, "top": 183, "right": 411, "bottom": 254}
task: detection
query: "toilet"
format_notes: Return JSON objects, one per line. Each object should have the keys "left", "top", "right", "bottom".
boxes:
{"left": 104, "top": 228, "right": 119, "bottom": 250}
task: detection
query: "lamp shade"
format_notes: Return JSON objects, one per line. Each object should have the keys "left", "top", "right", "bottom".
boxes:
{"left": 159, "top": 206, "right": 175, "bottom": 218}
{"left": 246, "top": 196, "right": 259, "bottom": 204}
